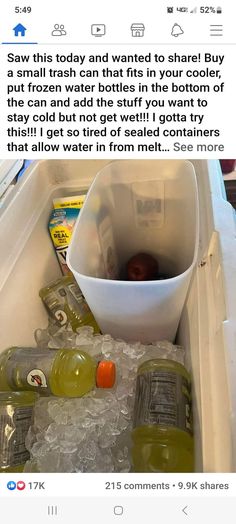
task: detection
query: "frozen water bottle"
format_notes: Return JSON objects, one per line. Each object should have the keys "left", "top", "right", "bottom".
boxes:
{"left": 131, "top": 359, "right": 194, "bottom": 472}
{"left": 0, "top": 347, "right": 116, "bottom": 398}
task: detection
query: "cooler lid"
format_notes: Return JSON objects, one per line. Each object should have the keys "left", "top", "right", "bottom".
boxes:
{"left": 0, "top": 160, "right": 24, "bottom": 200}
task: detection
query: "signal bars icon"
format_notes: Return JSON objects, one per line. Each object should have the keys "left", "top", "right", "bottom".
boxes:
{"left": 190, "top": 7, "right": 197, "bottom": 13}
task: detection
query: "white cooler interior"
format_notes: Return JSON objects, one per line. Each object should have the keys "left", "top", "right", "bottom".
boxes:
{"left": 0, "top": 159, "right": 235, "bottom": 473}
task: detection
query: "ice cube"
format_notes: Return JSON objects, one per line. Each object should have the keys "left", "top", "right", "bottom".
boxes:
{"left": 45, "top": 423, "right": 58, "bottom": 443}
{"left": 23, "top": 459, "right": 39, "bottom": 473}
{"left": 60, "top": 441, "right": 78, "bottom": 454}
{"left": 115, "top": 449, "right": 125, "bottom": 463}
{"left": 119, "top": 459, "right": 131, "bottom": 473}
{"left": 33, "top": 398, "right": 52, "bottom": 429}
{"left": 82, "top": 440, "right": 97, "bottom": 461}
{"left": 25, "top": 426, "right": 37, "bottom": 451}
{"left": 115, "top": 382, "right": 129, "bottom": 400}
{"left": 99, "top": 432, "right": 116, "bottom": 449}
{"left": 57, "top": 454, "right": 77, "bottom": 473}
{"left": 120, "top": 404, "right": 129, "bottom": 416}
{"left": 64, "top": 426, "right": 85, "bottom": 443}
{"left": 31, "top": 441, "right": 51, "bottom": 458}
{"left": 101, "top": 340, "right": 114, "bottom": 358}
{"left": 123, "top": 446, "right": 129, "bottom": 458}
{"left": 117, "top": 416, "right": 130, "bottom": 433}
{"left": 35, "top": 451, "right": 60, "bottom": 473}
{"left": 34, "top": 328, "right": 50, "bottom": 347}
{"left": 48, "top": 401, "right": 63, "bottom": 421}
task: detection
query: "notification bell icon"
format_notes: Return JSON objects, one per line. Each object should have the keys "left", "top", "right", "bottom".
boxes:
{"left": 171, "top": 23, "right": 184, "bottom": 37}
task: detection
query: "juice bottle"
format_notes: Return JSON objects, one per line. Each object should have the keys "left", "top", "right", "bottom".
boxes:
{"left": 0, "top": 347, "right": 116, "bottom": 398}
{"left": 39, "top": 275, "right": 100, "bottom": 333}
{"left": 0, "top": 391, "right": 37, "bottom": 473}
{"left": 131, "top": 359, "right": 194, "bottom": 472}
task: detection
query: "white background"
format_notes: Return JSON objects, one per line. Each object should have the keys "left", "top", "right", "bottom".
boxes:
{"left": 0, "top": 0, "right": 235, "bottom": 158}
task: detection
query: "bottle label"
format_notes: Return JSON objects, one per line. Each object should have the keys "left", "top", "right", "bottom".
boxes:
{"left": 0, "top": 404, "right": 33, "bottom": 468}
{"left": 133, "top": 370, "right": 192, "bottom": 434}
{"left": 132, "top": 180, "right": 165, "bottom": 229}
{"left": 43, "top": 285, "right": 69, "bottom": 326}
{"left": 6, "top": 348, "right": 56, "bottom": 395}
{"left": 43, "top": 281, "right": 90, "bottom": 327}
{"left": 67, "top": 282, "right": 91, "bottom": 318}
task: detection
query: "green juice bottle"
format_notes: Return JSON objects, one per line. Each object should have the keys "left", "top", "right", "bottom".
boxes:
{"left": 0, "top": 391, "right": 37, "bottom": 473}
{"left": 39, "top": 275, "right": 100, "bottom": 334}
{"left": 0, "top": 347, "right": 116, "bottom": 398}
{"left": 131, "top": 359, "right": 194, "bottom": 472}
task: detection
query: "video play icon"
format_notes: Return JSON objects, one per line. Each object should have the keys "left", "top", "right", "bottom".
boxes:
{"left": 91, "top": 24, "right": 106, "bottom": 37}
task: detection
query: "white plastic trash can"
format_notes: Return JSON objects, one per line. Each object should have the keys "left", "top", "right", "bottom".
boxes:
{"left": 67, "top": 160, "right": 199, "bottom": 343}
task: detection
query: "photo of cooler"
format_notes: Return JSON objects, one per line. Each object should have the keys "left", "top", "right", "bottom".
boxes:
{"left": 0, "top": 159, "right": 235, "bottom": 473}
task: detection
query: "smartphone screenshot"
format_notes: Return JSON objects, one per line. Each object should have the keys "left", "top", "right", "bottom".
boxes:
{"left": 0, "top": 1, "right": 236, "bottom": 522}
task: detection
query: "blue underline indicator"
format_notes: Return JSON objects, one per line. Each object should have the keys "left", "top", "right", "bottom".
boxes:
{"left": 2, "top": 42, "right": 38, "bottom": 45}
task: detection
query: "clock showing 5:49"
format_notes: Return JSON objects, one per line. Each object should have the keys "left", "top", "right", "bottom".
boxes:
{"left": 15, "top": 6, "right": 32, "bottom": 13}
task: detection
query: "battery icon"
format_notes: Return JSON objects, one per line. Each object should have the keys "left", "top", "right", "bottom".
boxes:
{"left": 216, "top": 7, "right": 222, "bottom": 13}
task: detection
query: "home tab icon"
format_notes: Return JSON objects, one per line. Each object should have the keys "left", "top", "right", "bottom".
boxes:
{"left": 131, "top": 23, "right": 145, "bottom": 37}
{"left": 13, "top": 23, "right": 27, "bottom": 37}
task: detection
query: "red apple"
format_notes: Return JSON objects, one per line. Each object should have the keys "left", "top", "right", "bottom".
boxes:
{"left": 126, "top": 253, "right": 159, "bottom": 281}
{"left": 220, "top": 160, "right": 236, "bottom": 174}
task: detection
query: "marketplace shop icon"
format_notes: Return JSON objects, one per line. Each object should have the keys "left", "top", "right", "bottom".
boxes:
{"left": 131, "top": 23, "right": 145, "bottom": 37}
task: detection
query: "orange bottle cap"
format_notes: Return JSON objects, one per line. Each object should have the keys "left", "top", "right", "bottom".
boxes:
{"left": 96, "top": 361, "right": 116, "bottom": 389}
